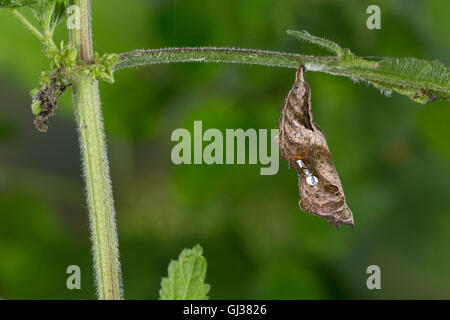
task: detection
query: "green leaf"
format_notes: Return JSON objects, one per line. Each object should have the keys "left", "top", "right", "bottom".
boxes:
{"left": 351, "top": 57, "right": 450, "bottom": 104}
{"left": 159, "top": 245, "right": 211, "bottom": 300}
{"left": 30, "top": 0, "right": 67, "bottom": 33}
{"left": 50, "top": 0, "right": 67, "bottom": 27}
{"left": 0, "top": 0, "right": 36, "bottom": 8}
{"left": 286, "top": 30, "right": 449, "bottom": 104}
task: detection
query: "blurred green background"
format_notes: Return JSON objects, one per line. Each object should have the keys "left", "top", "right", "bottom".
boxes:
{"left": 0, "top": 0, "right": 449, "bottom": 299}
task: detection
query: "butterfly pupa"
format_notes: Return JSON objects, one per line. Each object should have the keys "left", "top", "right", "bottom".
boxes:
{"left": 277, "top": 66, "right": 354, "bottom": 228}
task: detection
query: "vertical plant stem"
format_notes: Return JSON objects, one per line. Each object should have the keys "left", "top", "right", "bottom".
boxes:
{"left": 69, "top": 0, "right": 122, "bottom": 300}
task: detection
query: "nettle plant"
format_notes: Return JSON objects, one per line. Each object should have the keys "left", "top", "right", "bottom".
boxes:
{"left": 1, "top": 0, "right": 449, "bottom": 300}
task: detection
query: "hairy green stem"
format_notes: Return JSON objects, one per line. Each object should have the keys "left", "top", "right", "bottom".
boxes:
{"left": 69, "top": 0, "right": 122, "bottom": 300}
{"left": 115, "top": 41, "right": 449, "bottom": 105}
{"left": 115, "top": 47, "right": 334, "bottom": 70}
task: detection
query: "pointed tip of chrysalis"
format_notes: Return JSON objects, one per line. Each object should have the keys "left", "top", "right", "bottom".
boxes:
{"left": 327, "top": 215, "right": 355, "bottom": 230}
{"left": 295, "top": 65, "right": 306, "bottom": 82}
{"left": 335, "top": 208, "right": 355, "bottom": 229}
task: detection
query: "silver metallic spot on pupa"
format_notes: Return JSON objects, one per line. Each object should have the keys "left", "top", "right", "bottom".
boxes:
{"left": 306, "top": 175, "right": 319, "bottom": 187}
{"left": 303, "top": 169, "right": 312, "bottom": 176}
{"left": 296, "top": 159, "right": 304, "bottom": 168}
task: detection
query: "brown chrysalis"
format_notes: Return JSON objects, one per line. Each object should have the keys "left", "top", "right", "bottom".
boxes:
{"left": 277, "top": 66, "right": 354, "bottom": 228}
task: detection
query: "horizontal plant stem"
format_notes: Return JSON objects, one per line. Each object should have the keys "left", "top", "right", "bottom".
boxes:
{"left": 115, "top": 47, "right": 449, "bottom": 104}
{"left": 115, "top": 47, "right": 336, "bottom": 70}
